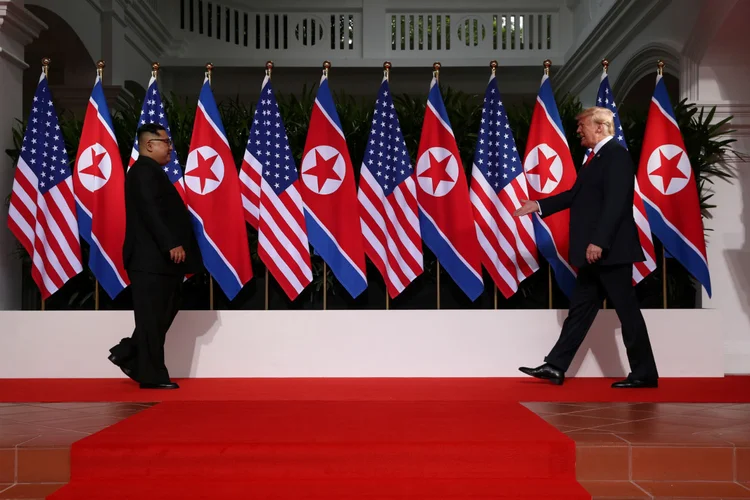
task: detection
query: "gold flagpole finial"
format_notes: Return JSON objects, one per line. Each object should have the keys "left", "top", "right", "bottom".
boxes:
{"left": 657, "top": 59, "right": 665, "bottom": 75}
{"left": 433, "top": 61, "right": 441, "bottom": 81}
{"left": 265, "top": 60, "right": 274, "bottom": 78}
{"left": 96, "top": 60, "right": 105, "bottom": 79}
{"left": 601, "top": 59, "right": 609, "bottom": 73}
{"left": 490, "top": 60, "right": 498, "bottom": 77}
{"left": 205, "top": 62, "right": 214, "bottom": 84}
{"left": 42, "top": 57, "right": 51, "bottom": 77}
{"left": 543, "top": 59, "right": 552, "bottom": 76}
{"left": 151, "top": 62, "right": 160, "bottom": 79}
{"left": 322, "top": 60, "right": 331, "bottom": 78}
{"left": 383, "top": 61, "right": 392, "bottom": 81}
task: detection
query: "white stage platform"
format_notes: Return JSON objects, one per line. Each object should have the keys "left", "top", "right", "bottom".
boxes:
{"left": 0, "top": 309, "right": 723, "bottom": 378}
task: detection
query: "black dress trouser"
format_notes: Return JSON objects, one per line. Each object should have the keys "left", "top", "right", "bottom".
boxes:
{"left": 111, "top": 270, "right": 183, "bottom": 384}
{"left": 544, "top": 264, "right": 659, "bottom": 381}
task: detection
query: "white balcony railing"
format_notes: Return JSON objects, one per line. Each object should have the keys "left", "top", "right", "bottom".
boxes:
{"left": 163, "top": 0, "right": 564, "bottom": 66}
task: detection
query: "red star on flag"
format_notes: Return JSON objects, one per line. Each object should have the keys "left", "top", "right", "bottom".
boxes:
{"left": 306, "top": 150, "right": 341, "bottom": 191}
{"left": 80, "top": 150, "right": 108, "bottom": 179}
{"left": 420, "top": 152, "right": 454, "bottom": 192}
{"left": 527, "top": 149, "right": 558, "bottom": 191}
{"left": 651, "top": 149, "right": 687, "bottom": 192}
{"left": 192, "top": 150, "right": 220, "bottom": 192}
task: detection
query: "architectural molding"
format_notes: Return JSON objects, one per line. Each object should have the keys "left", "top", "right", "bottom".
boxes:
{"left": 611, "top": 41, "right": 680, "bottom": 102}
{"left": 0, "top": 0, "right": 47, "bottom": 46}
{"left": 553, "top": 0, "right": 671, "bottom": 96}
{"left": 124, "top": 0, "right": 174, "bottom": 59}
{"left": 0, "top": 44, "right": 26, "bottom": 68}
{"left": 680, "top": 53, "right": 699, "bottom": 102}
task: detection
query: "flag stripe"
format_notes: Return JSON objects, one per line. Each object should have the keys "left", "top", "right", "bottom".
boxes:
{"left": 7, "top": 72, "right": 82, "bottom": 299}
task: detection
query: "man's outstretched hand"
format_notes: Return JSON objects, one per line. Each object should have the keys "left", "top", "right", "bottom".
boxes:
{"left": 169, "top": 246, "right": 185, "bottom": 264}
{"left": 514, "top": 199, "right": 540, "bottom": 217}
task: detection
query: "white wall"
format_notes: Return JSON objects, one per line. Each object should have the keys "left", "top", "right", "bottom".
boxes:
{"left": 0, "top": 309, "right": 724, "bottom": 378}
{"left": 696, "top": 1, "right": 750, "bottom": 373}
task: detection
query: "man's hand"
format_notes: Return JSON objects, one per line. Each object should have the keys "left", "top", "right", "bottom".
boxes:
{"left": 513, "top": 199, "right": 540, "bottom": 217}
{"left": 586, "top": 244, "right": 603, "bottom": 264}
{"left": 169, "top": 246, "right": 186, "bottom": 264}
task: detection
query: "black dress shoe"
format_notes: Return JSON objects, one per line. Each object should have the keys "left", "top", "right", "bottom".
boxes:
{"left": 611, "top": 378, "right": 658, "bottom": 388}
{"left": 139, "top": 382, "right": 180, "bottom": 389}
{"left": 108, "top": 354, "right": 139, "bottom": 382}
{"left": 519, "top": 363, "right": 565, "bottom": 385}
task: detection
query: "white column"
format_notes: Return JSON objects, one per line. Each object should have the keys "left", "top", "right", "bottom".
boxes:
{"left": 361, "top": 0, "right": 386, "bottom": 63}
{"left": 98, "top": 0, "right": 129, "bottom": 86}
{"left": 0, "top": 0, "right": 46, "bottom": 310}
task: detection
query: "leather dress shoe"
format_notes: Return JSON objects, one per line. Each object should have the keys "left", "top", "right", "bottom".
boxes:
{"left": 611, "top": 377, "right": 658, "bottom": 389}
{"left": 518, "top": 363, "right": 565, "bottom": 385}
{"left": 108, "top": 353, "right": 138, "bottom": 382}
{"left": 139, "top": 382, "right": 180, "bottom": 389}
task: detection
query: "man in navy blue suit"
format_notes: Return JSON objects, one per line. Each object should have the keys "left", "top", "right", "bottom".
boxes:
{"left": 514, "top": 107, "right": 658, "bottom": 389}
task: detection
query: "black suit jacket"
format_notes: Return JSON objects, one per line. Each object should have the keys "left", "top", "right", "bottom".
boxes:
{"left": 123, "top": 156, "right": 202, "bottom": 275}
{"left": 537, "top": 139, "right": 644, "bottom": 268}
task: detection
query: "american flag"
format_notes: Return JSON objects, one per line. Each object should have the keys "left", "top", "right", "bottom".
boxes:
{"left": 243, "top": 76, "right": 312, "bottom": 300}
{"left": 7, "top": 72, "right": 82, "bottom": 299}
{"left": 469, "top": 74, "right": 539, "bottom": 298}
{"left": 587, "top": 69, "right": 656, "bottom": 284}
{"left": 239, "top": 104, "right": 262, "bottom": 229}
{"left": 130, "top": 75, "right": 186, "bottom": 201}
{"left": 357, "top": 77, "right": 423, "bottom": 298}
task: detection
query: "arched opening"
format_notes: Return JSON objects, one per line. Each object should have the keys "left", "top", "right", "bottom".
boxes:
{"left": 619, "top": 72, "right": 680, "bottom": 118}
{"left": 22, "top": 5, "right": 95, "bottom": 118}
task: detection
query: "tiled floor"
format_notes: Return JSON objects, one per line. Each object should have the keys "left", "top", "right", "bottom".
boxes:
{"left": 0, "top": 402, "right": 153, "bottom": 499}
{"left": 2, "top": 401, "right": 749, "bottom": 498}
{"left": 524, "top": 402, "right": 750, "bottom": 499}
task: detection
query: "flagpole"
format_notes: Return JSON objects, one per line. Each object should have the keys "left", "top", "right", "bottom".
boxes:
{"left": 488, "top": 60, "right": 499, "bottom": 310}
{"left": 384, "top": 61, "right": 392, "bottom": 311}
{"left": 263, "top": 60, "right": 274, "bottom": 312}
{"left": 92, "top": 60, "right": 107, "bottom": 311}
{"left": 432, "top": 61, "right": 442, "bottom": 310}
{"left": 319, "top": 60, "right": 331, "bottom": 311}
{"left": 662, "top": 246, "right": 668, "bottom": 309}
{"left": 323, "top": 262, "right": 328, "bottom": 310}
{"left": 600, "top": 58, "right": 608, "bottom": 311}
{"left": 205, "top": 62, "right": 215, "bottom": 311}
{"left": 41, "top": 57, "right": 52, "bottom": 312}
{"left": 651, "top": 60, "right": 669, "bottom": 310}
{"left": 547, "top": 265, "right": 552, "bottom": 309}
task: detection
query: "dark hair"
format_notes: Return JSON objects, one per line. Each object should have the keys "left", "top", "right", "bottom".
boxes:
{"left": 137, "top": 122, "right": 167, "bottom": 142}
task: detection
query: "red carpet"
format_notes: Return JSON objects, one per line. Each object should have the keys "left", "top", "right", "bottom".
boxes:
{"left": 48, "top": 400, "right": 590, "bottom": 499}
{"left": 3, "top": 376, "right": 750, "bottom": 403}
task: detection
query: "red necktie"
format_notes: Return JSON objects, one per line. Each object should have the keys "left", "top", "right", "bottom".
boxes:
{"left": 584, "top": 153, "right": 595, "bottom": 167}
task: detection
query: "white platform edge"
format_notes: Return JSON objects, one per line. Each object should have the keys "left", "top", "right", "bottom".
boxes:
{"left": 0, "top": 309, "right": 723, "bottom": 378}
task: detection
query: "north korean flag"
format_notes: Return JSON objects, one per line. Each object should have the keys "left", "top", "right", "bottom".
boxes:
{"left": 522, "top": 71, "right": 577, "bottom": 297}
{"left": 299, "top": 73, "right": 367, "bottom": 299}
{"left": 636, "top": 73, "right": 711, "bottom": 296}
{"left": 73, "top": 75, "right": 129, "bottom": 299}
{"left": 416, "top": 77, "right": 484, "bottom": 300}
{"left": 184, "top": 76, "right": 253, "bottom": 300}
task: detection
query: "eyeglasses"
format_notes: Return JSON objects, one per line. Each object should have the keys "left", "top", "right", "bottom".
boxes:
{"left": 148, "top": 138, "right": 173, "bottom": 146}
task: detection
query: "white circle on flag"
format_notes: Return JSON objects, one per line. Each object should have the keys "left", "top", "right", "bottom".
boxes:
{"left": 416, "top": 147, "right": 459, "bottom": 197}
{"left": 76, "top": 143, "right": 112, "bottom": 192}
{"left": 646, "top": 144, "right": 692, "bottom": 195}
{"left": 523, "top": 143, "right": 563, "bottom": 194}
{"left": 184, "top": 146, "right": 224, "bottom": 195}
{"left": 300, "top": 145, "right": 346, "bottom": 195}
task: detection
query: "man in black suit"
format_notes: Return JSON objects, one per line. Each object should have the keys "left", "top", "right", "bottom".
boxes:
{"left": 514, "top": 107, "right": 658, "bottom": 389}
{"left": 108, "top": 123, "right": 201, "bottom": 389}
